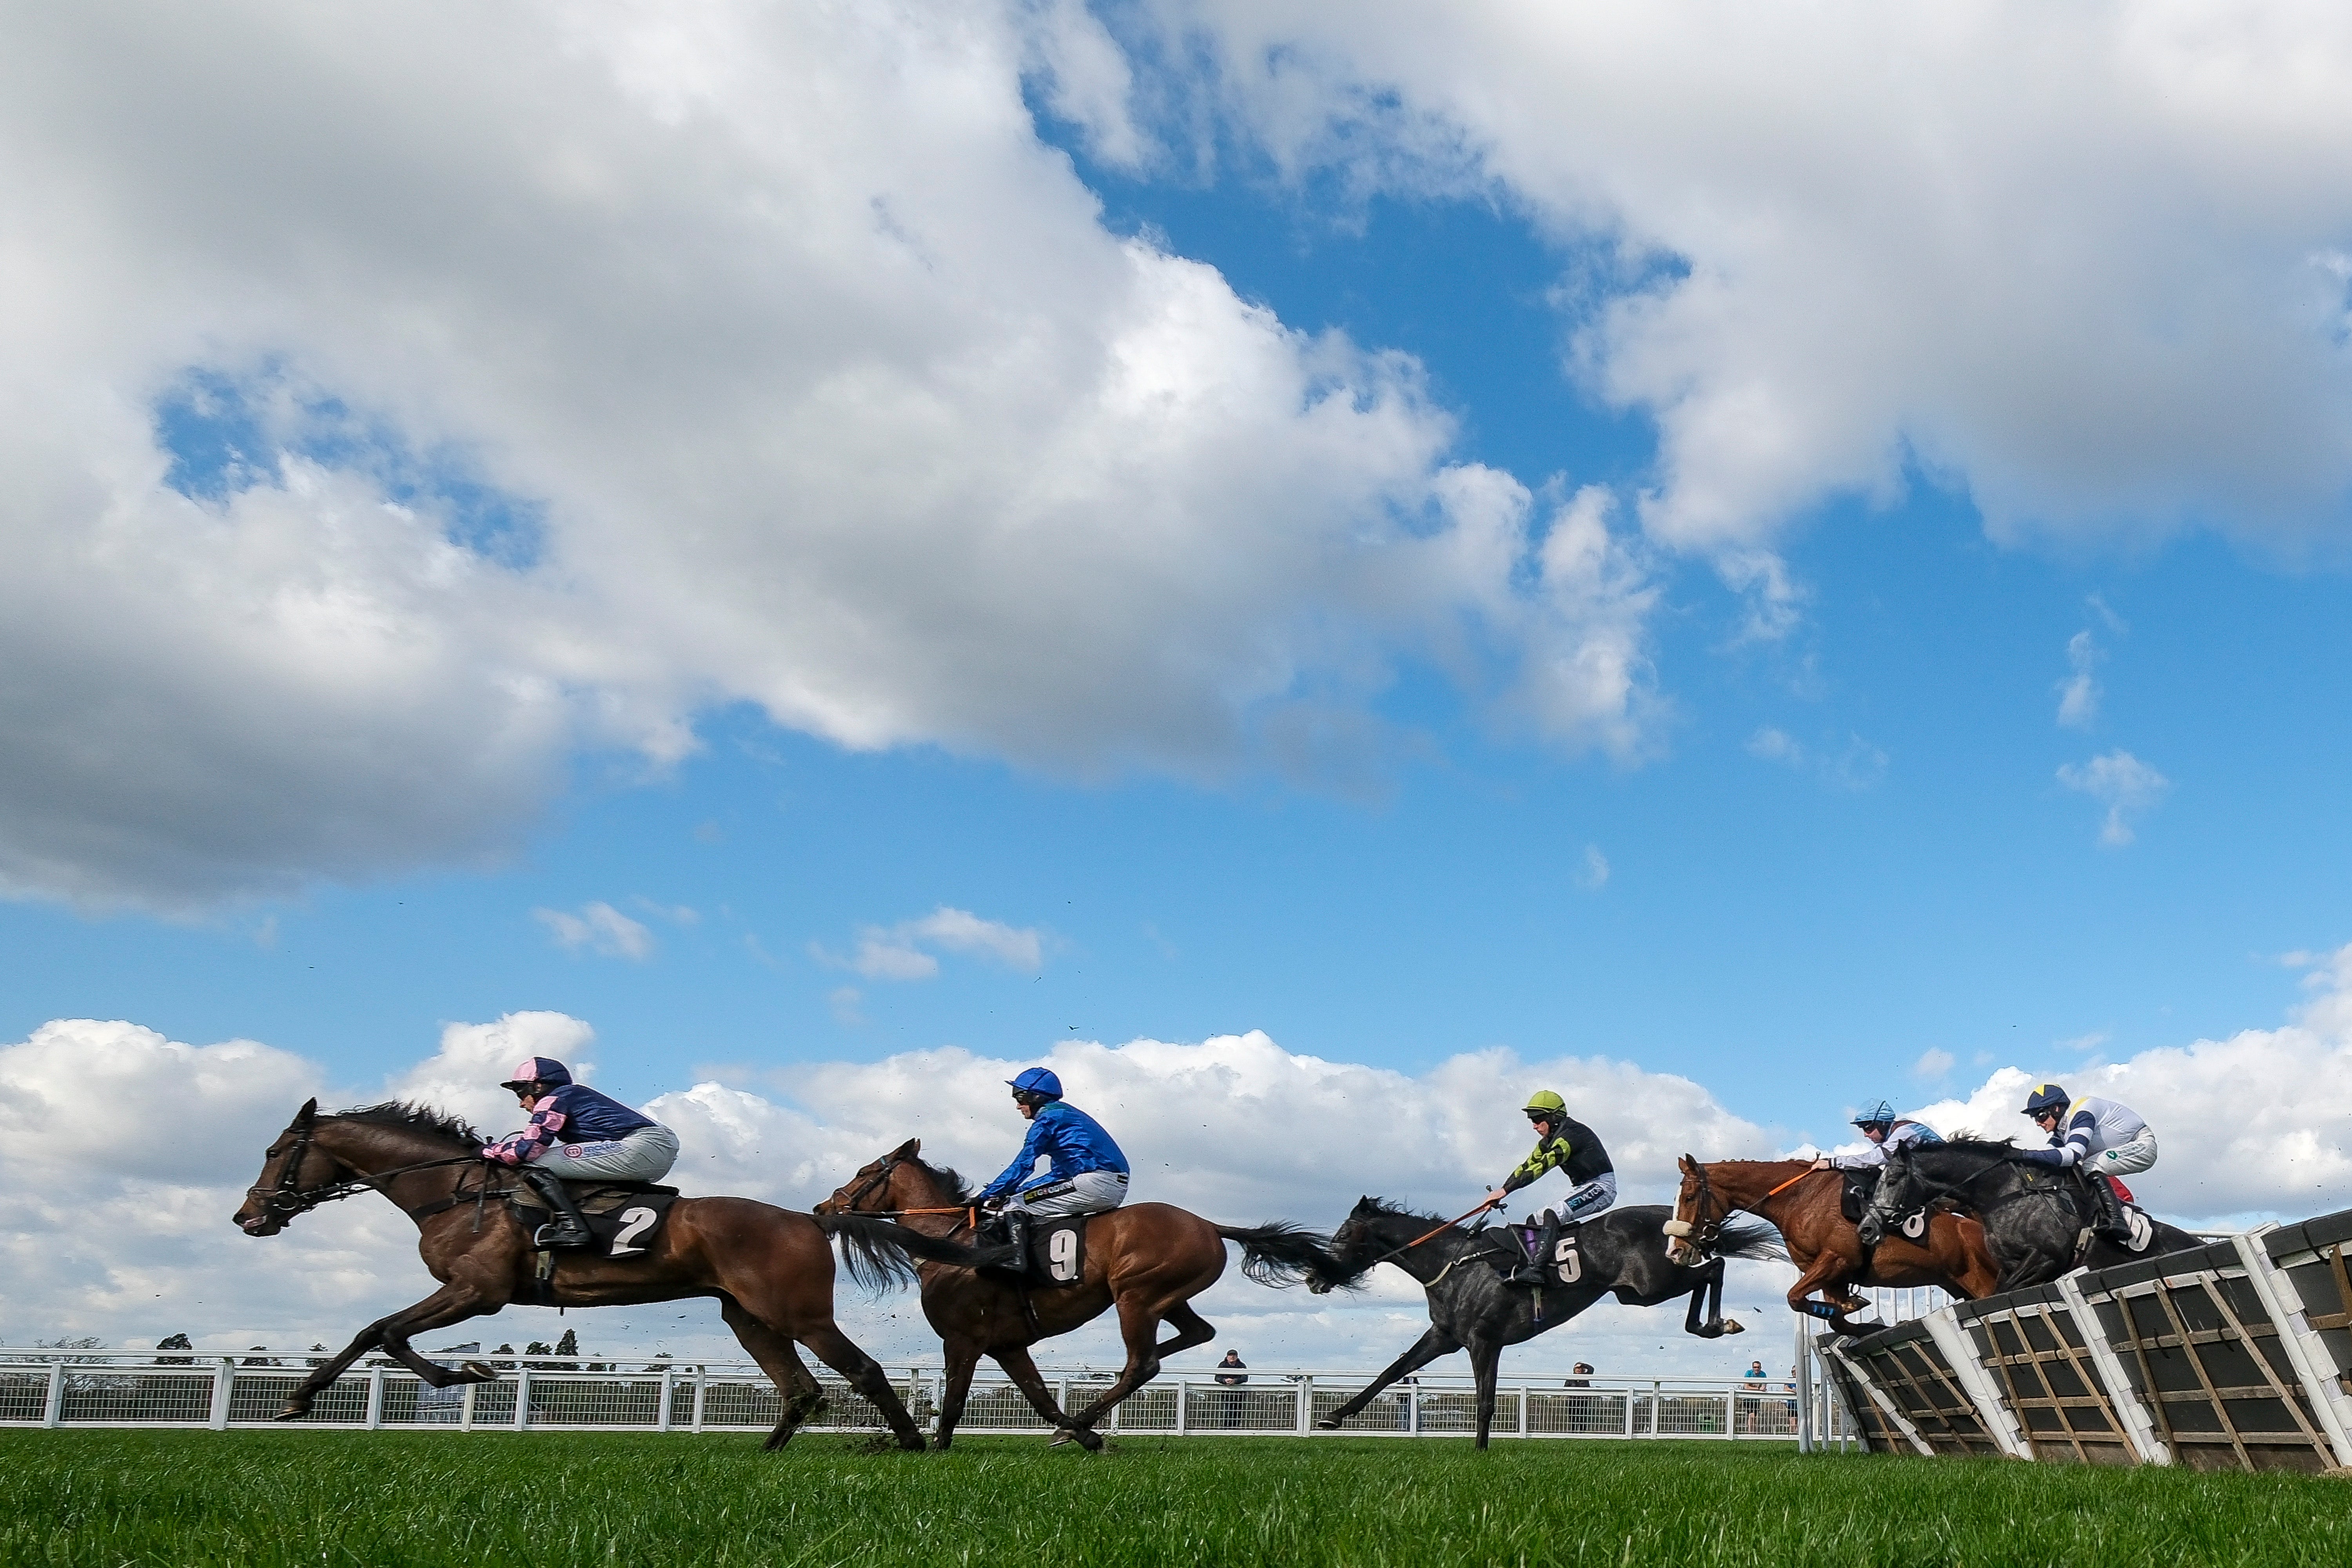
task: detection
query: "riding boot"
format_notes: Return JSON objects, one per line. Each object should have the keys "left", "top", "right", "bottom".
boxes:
{"left": 1005, "top": 1210, "right": 1035, "bottom": 1281}
{"left": 520, "top": 1166, "right": 593, "bottom": 1249}
{"left": 2089, "top": 1173, "right": 2133, "bottom": 1245}
{"left": 1508, "top": 1213, "right": 1562, "bottom": 1286}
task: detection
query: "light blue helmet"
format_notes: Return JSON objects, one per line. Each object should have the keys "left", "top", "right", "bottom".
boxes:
{"left": 1007, "top": 1067, "right": 1063, "bottom": 1100}
{"left": 1851, "top": 1100, "right": 1896, "bottom": 1129}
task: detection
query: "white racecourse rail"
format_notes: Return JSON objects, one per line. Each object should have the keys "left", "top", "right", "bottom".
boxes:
{"left": 0, "top": 1347, "right": 1850, "bottom": 1442}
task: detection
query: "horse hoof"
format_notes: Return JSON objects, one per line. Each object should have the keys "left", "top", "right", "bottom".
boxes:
{"left": 1720, "top": 1319, "right": 1744, "bottom": 1335}
{"left": 898, "top": 1433, "right": 928, "bottom": 1452}
{"left": 1051, "top": 1427, "right": 1103, "bottom": 1452}
{"left": 272, "top": 1403, "right": 311, "bottom": 1421}
{"left": 1314, "top": 1419, "right": 1341, "bottom": 1431}
{"left": 459, "top": 1361, "right": 498, "bottom": 1384}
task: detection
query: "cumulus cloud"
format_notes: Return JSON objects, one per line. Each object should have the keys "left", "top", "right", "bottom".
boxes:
{"left": 1138, "top": 2, "right": 2352, "bottom": 559}
{"left": 1914, "top": 1049, "right": 1955, "bottom": 1079}
{"left": 2058, "top": 748, "right": 2170, "bottom": 846}
{"left": 0, "top": 1, "right": 1661, "bottom": 911}
{"left": 2056, "top": 630, "right": 2104, "bottom": 728}
{"left": 817, "top": 906, "right": 1047, "bottom": 982}
{"left": 534, "top": 902, "right": 655, "bottom": 960}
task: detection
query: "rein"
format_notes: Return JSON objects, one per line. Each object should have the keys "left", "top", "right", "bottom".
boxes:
{"left": 835, "top": 1153, "right": 977, "bottom": 1235}
{"left": 1362, "top": 1196, "right": 1504, "bottom": 1269}
{"left": 247, "top": 1121, "right": 484, "bottom": 1225}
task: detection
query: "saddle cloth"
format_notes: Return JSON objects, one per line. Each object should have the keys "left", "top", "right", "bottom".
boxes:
{"left": 510, "top": 1185, "right": 681, "bottom": 1259}
{"left": 984, "top": 1213, "right": 1089, "bottom": 1289}
{"left": 1490, "top": 1213, "right": 1587, "bottom": 1287}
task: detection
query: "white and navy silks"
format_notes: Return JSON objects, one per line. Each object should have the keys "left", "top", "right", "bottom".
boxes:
{"left": 979, "top": 1100, "right": 1131, "bottom": 1219}
{"left": 1828, "top": 1119, "right": 1944, "bottom": 1170}
{"left": 2022, "top": 1096, "right": 2156, "bottom": 1178}
{"left": 482, "top": 1057, "right": 679, "bottom": 1184}
{"left": 1501, "top": 1118, "right": 1617, "bottom": 1225}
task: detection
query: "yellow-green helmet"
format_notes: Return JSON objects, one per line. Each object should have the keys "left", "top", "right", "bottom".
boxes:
{"left": 1523, "top": 1090, "right": 1567, "bottom": 1120}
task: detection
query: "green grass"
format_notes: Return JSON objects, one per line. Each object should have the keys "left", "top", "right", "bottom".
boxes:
{"left": 3, "top": 1430, "right": 2348, "bottom": 1567}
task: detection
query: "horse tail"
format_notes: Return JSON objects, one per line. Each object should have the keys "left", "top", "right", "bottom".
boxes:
{"left": 813, "top": 1214, "right": 1013, "bottom": 1292}
{"left": 1713, "top": 1214, "right": 1788, "bottom": 1265}
{"left": 1216, "top": 1222, "right": 1360, "bottom": 1292}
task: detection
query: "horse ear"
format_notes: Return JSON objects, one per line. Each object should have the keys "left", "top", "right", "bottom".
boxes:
{"left": 1677, "top": 1153, "right": 1695, "bottom": 1174}
{"left": 296, "top": 1098, "right": 318, "bottom": 1128}
{"left": 889, "top": 1136, "right": 920, "bottom": 1158}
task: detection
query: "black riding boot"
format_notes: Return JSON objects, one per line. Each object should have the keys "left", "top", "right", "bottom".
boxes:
{"left": 521, "top": 1167, "right": 593, "bottom": 1249}
{"left": 1005, "top": 1211, "right": 1034, "bottom": 1281}
{"left": 1508, "top": 1213, "right": 1562, "bottom": 1286}
{"left": 2090, "top": 1174, "right": 2133, "bottom": 1245}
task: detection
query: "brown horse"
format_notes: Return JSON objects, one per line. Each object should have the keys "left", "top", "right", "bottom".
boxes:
{"left": 816, "top": 1139, "right": 1339, "bottom": 1450}
{"left": 1664, "top": 1156, "right": 2001, "bottom": 1332}
{"left": 233, "top": 1099, "right": 1006, "bottom": 1450}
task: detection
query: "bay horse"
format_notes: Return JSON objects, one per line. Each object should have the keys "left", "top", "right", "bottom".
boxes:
{"left": 815, "top": 1138, "right": 1341, "bottom": 1450}
{"left": 1304, "top": 1198, "right": 1780, "bottom": 1448}
{"left": 1859, "top": 1138, "right": 2205, "bottom": 1290}
{"left": 1666, "top": 1155, "right": 2002, "bottom": 1333}
{"left": 234, "top": 1099, "right": 1009, "bottom": 1450}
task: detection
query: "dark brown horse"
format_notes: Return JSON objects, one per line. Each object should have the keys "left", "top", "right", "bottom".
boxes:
{"left": 1665, "top": 1156, "right": 2002, "bottom": 1333}
{"left": 233, "top": 1099, "right": 1006, "bottom": 1450}
{"left": 816, "top": 1138, "right": 1340, "bottom": 1450}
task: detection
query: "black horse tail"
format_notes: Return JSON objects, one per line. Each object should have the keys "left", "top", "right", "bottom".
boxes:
{"left": 814, "top": 1214, "right": 1015, "bottom": 1293}
{"left": 1713, "top": 1214, "right": 1788, "bottom": 1265}
{"left": 1217, "top": 1222, "right": 1360, "bottom": 1292}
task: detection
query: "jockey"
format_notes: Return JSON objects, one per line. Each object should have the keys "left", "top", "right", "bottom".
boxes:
{"left": 977, "top": 1067, "right": 1130, "bottom": 1275}
{"left": 1809, "top": 1100, "right": 1944, "bottom": 1173}
{"left": 481, "top": 1056, "right": 681, "bottom": 1249}
{"left": 1494, "top": 1091, "right": 1617, "bottom": 1286}
{"left": 2017, "top": 1082, "right": 2155, "bottom": 1244}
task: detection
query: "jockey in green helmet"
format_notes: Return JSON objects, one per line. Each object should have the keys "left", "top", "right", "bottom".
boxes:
{"left": 1493, "top": 1091, "right": 1617, "bottom": 1286}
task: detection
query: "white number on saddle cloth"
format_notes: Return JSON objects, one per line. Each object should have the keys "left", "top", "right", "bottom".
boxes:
{"left": 1047, "top": 1225, "right": 1081, "bottom": 1283}
{"left": 610, "top": 1206, "right": 659, "bottom": 1258}
{"left": 2124, "top": 1207, "right": 2153, "bottom": 1253}
{"left": 1900, "top": 1210, "right": 1928, "bottom": 1242}
{"left": 1553, "top": 1238, "right": 1583, "bottom": 1284}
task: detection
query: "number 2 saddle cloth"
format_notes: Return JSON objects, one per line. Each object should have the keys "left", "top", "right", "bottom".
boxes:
{"left": 508, "top": 1183, "right": 682, "bottom": 1259}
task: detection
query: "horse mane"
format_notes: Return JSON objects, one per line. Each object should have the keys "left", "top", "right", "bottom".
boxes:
{"left": 904, "top": 1155, "right": 976, "bottom": 1206}
{"left": 333, "top": 1101, "right": 483, "bottom": 1148}
{"left": 1933, "top": 1135, "right": 2021, "bottom": 1155}
{"left": 1358, "top": 1197, "right": 1449, "bottom": 1226}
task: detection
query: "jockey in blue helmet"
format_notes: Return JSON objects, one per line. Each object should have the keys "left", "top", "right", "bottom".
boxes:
{"left": 1808, "top": 1099, "right": 1944, "bottom": 1173}
{"left": 2016, "top": 1082, "right": 2155, "bottom": 1243}
{"left": 482, "top": 1056, "right": 680, "bottom": 1248}
{"left": 978, "top": 1067, "right": 1130, "bottom": 1274}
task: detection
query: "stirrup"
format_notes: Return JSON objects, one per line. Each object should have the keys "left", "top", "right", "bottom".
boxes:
{"left": 532, "top": 1218, "right": 592, "bottom": 1249}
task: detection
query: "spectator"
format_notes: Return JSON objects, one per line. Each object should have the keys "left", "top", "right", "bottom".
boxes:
{"left": 1212, "top": 1348, "right": 1247, "bottom": 1428}
{"left": 1563, "top": 1363, "right": 1595, "bottom": 1388}
{"left": 1743, "top": 1359, "right": 1767, "bottom": 1389}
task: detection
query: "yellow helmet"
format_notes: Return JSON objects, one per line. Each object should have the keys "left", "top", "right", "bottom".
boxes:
{"left": 1523, "top": 1090, "right": 1567, "bottom": 1118}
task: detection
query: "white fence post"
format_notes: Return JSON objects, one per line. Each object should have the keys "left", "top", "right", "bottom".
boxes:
{"left": 658, "top": 1365, "right": 675, "bottom": 1434}
{"left": 209, "top": 1359, "right": 233, "bottom": 1430}
{"left": 365, "top": 1365, "right": 385, "bottom": 1431}
{"left": 691, "top": 1364, "right": 708, "bottom": 1434}
{"left": 42, "top": 1363, "right": 64, "bottom": 1429}
{"left": 513, "top": 1366, "right": 531, "bottom": 1431}
{"left": 459, "top": 1378, "right": 477, "bottom": 1432}
{"left": 1296, "top": 1376, "right": 1312, "bottom": 1435}
{"left": 1173, "top": 1376, "right": 1187, "bottom": 1436}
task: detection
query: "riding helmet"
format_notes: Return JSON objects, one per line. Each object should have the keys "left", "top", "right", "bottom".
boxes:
{"left": 2020, "top": 1083, "right": 2072, "bottom": 1118}
{"left": 1851, "top": 1100, "right": 1896, "bottom": 1129}
{"left": 1523, "top": 1090, "right": 1568, "bottom": 1119}
{"left": 1007, "top": 1067, "right": 1064, "bottom": 1100}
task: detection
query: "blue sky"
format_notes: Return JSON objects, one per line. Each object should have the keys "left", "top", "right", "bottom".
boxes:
{"left": 8, "top": 2, "right": 2352, "bottom": 1361}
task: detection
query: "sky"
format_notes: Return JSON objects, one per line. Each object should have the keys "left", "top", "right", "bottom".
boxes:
{"left": 7, "top": 1, "right": 2352, "bottom": 1379}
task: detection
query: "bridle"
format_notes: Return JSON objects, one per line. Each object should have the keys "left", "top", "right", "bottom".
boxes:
{"left": 244, "top": 1119, "right": 481, "bottom": 1228}
{"left": 829, "top": 1151, "right": 977, "bottom": 1232}
{"left": 1663, "top": 1163, "right": 1730, "bottom": 1253}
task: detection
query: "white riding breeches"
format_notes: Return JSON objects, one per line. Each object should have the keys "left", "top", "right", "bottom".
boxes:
{"left": 1553, "top": 1171, "right": 1618, "bottom": 1224}
{"left": 546, "top": 1123, "right": 679, "bottom": 1183}
{"left": 1005, "top": 1169, "right": 1129, "bottom": 1218}
{"left": 2088, "top": 1129, "right": 2156, "bottom": 1180}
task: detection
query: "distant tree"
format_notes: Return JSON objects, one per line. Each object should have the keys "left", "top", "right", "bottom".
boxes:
{"left": 553, "top": 1329, "right": 581, "bottom": 1368}
{"left": 240, "top": 1345, "right": 281, "bottom": 1367}
{"left": 525, "top": 1340, "right": 552, "bottom": 1357}
{"left": 495, "top": 1344, "right": 515, "bottom": 1356}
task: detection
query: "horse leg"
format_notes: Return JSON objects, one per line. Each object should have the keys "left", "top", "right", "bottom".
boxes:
{"left": 719, "top": 1297, "right": 826, "bottom": 1452}
{"left": 282, "top": 1280, "right": 499, "bottom": 1419}
{"left": 989, "top": 1343, "right": 1093, "bottom": 1451}
{"left": 1315, "top": 1327, "right": 1460, "bottom": 1428}
{"left": 1152, "top": 1301, "right": 1217, "bottom": 1363}
{"left": 1054, "top": 1293, "right": 1179, "bottom": 1447}
{"left": 794, "top": 1322, "right": 927, "bottom": 1451}
{"left": 1469, "top": 1338, "right": 1501, "bottom": 1451}
{"left": 1680, "top": 1259, "right": 1744, "bottom": 1339}
{"left": 1784, "top": 1252, "right": 1869, "bottom": 1334}
{"left": 931, "top": 1339, "right": 987, "bottom": 1452}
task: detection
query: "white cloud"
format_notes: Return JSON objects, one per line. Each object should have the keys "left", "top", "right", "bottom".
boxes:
{"left": 0, "top": 2, "right": 1661, "bottom": 910}
{"left": 1142, "top": 3, "right": 2352, "bottom": 563}
{"left": 1748, "top": 727, "right": 1804, "bottom": 766}
{"left": 1747, "top": 726, "right": 1885, "bottom": 789}
{"left": 533, "top": 901, "right": 655, "bottom": 960}
{"left": 1913, "top": 1049, "right": 1955, "bottom": 1079}
{"left": 2057, "top": 630, "right": 2103, "bottom": 728}
{"left": 818, "top": 905, "right": 1047, "bottom": 982}
{"left": 2058, "top": 748, "right": 2170, "bottom": 846}
{"left": 1576, "top": 844, "right": 1610, "bottom": 891}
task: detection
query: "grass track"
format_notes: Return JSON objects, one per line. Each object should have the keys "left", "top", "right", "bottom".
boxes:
{"left": 4, "top": 1430, "right": 2349, "bottom": 1567}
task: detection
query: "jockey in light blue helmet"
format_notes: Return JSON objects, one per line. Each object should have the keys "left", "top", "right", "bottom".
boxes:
{"left": 978, "top": 1067, "right": 1130, "bottom": 1274}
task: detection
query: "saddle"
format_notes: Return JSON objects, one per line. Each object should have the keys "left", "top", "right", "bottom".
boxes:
{"left": 980, "top": 1212, "right": 1091, "bottom": 1290}
{"left": 1488, "top": 1212, "right": 1587, "bottom": 1288}
{"left": 506, "top": 1184, "right": 681, "bottom": 1257}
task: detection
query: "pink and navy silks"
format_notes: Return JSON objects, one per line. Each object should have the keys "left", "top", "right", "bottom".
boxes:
{"left": 482, "top": 1058, "right": 656, "bottom": 1166}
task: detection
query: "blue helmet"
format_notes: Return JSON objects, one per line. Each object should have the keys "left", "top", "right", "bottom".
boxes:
{"left": 1851, "top": 1100, "right": 1896, "bottom": 1129}
{"left": 2022, "top": 1083, "right": 2071, "bottom": 1118}
{"left": 1007, "top": 1067, "right": 1063, "bottom": 1100}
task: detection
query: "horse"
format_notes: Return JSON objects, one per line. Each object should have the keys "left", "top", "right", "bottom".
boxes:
{"left": 815, "top": 1139, "right": 1341, "bottom": 1451}
{"left": 1666, "top": 1155, "right": 2002, "bottom": 1332}
{"left": 1302, "top": 1198, "right": 1780, "bottom": 1448}
{"left": 233, "top": 1098, "right": 1009, "bottom": 1450}
{"left": 1858, "top": 1138, "right": 2205, "bottom": 1290}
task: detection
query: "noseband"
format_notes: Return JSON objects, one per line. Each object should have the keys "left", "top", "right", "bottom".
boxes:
{"left": 1664, "top": 1166, "right": 1729, "bottom": 1252}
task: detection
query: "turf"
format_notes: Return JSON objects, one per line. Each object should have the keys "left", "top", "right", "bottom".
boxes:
{"left": 4, "top": 1430, "right": 2348, "bottom": 1567}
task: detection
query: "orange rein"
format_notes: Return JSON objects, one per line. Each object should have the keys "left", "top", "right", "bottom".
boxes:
{"left": 1761, "top": 1165, "right": 1822, "bottom": 1201}
{"left": 1387, "top": 1195, "right": 1506, "bottom": 1259}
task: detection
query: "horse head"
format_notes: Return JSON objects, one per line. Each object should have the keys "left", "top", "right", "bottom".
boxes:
{"left": 1663, "top": 1154, "right": 1723, "bottom": 1267}
{"left": 817, "top": 1138, "right": 962, "bottom": 1217}
{"left": 234, "top": 1098, "right": 329, "bottom": 1236}
{"left": 1856, "top": 1152, "right": 1921, "bottom": 1247}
